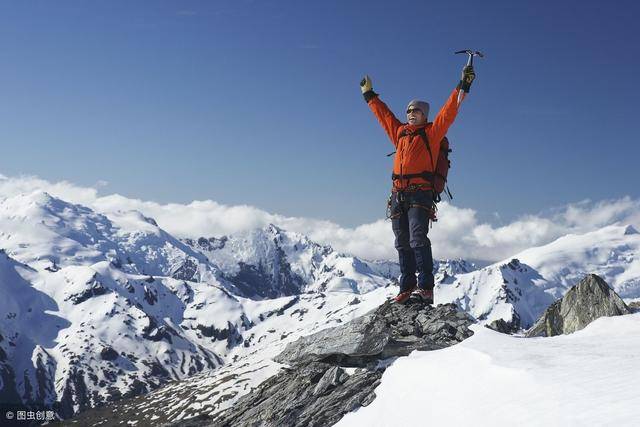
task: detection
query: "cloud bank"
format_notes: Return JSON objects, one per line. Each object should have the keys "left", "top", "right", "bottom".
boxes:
{"left": 1, "top": 173, "right": 639, "bottom": 263}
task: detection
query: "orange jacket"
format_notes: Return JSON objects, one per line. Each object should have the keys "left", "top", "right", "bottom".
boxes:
{"left": 368, "top": 87, "right": 462, "bottom": 191}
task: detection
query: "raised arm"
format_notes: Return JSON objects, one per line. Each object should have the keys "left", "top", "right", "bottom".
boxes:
{"left": 428, "top": 65, "right": 476, "bottom": 145}
{"left": 360, "top": 75, "right": 402, "bottom": 147}
{"left": 428, "top": 85, "right": 462, "bottom": 146}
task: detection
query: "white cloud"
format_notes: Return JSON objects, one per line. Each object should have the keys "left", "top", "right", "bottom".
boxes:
{"left": 1, "top": 173, "right": 639, "bottom": 263}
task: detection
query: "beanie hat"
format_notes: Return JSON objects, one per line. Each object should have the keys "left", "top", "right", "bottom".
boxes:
{"left": 406, "top": 99, "right": 430, "bottom": 119}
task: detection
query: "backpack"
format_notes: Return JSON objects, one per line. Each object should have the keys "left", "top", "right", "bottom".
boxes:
{"left": 433, "top": 136, "right": 453, "bottom": 201}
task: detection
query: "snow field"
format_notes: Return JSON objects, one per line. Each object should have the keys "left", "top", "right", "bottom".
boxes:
{"left": 337, "top": 312, "right": 640, "bottom": 427}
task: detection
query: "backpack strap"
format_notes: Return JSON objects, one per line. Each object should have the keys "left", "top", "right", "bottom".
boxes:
{"left": 391, "top": 171, "right": 435, "bottom": 182}
{"left": 415, "top": 128, "right": 434, "bottom": 168}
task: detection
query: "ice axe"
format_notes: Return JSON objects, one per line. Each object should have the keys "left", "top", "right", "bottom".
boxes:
{"left": 455, "top": 49, "right": 484, "bottom": 67}
{"left": 455, "top": 49, "right": 484, "bottom": 103}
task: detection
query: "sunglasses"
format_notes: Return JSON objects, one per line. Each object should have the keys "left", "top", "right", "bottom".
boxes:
{"left": 406, "top": 108, "right": 423, "bottom": 115}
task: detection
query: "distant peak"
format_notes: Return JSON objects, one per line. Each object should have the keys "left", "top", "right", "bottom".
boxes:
{"left": 624, "top": 225, "right": 639, "bottom": 235}
{"left": 28, "top": 190, "right": 54, "bottom": 203}
{"left": 266, "top": 223, "right": 283, "bottom": 234}
{"left": 18, "top": 190, "right": 71, "bottom": 211}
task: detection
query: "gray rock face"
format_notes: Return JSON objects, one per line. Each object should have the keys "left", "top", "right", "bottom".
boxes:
{"left": 275, "top": 300, "right": 474, "bottom": 367}
{"left": 181, "top": 299, "right": 475, "bottom": 427}
{"left": 526, "top": 274, "right": 631, "bottom": 337}
{"left": 486, "top": 317, "right": 521, "bottom": 334}
{"left": 209, "top": 362, "right": 382, "bottom": 427}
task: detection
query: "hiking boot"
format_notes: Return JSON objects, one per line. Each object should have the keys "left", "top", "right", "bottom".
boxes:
{"left": 393, "top": 286, "right": 416, "bottom": 304}
{"left": 414, "top": 288, "right": 434, "bottom": 304}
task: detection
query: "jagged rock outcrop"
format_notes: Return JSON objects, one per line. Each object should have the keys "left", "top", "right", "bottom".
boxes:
{"left": 526, "top": 274, "right": 631, "bottom": 337}
{"left": 486, "top": 317, "right": 521, "bottom": 334}
{"left": 209, "top": 362, "right": 382, "bottom": 427}
{"left": 170, "top": 258, "right": 199, "bottom": 281}
{"left": 178, "top": 300, "right": 475, "bottom": 427}
{"left": 275, "top": 300, "right": 474, "bottom": 367}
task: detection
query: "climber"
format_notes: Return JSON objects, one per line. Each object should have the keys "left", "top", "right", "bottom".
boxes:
{"left": 360, "top": 64, "right": 475, "bottom": 304}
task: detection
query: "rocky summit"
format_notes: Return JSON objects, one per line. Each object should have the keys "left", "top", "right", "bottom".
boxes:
{"left": 526, "top": 274, "right": 631, "bottom": 337}
{"left": 177, "top": 299, "right": 475, "bottom": 427}
{"left": 274, "top": 299, "right": 475, "bottom": 367}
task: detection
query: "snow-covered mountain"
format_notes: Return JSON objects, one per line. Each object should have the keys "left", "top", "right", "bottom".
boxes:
{"left": 2, "top": 189, "right": 639, "bottom": 424}
{"left": 71, "top": 223, "right": 640, "bottom": 426}
{"left": 436, "top": 223, "right": 640, "bottom": 328}
{"left": 70, "top": 268, "right": 640, "bottom": 427}
{"left": 0, "top": 191, "right": 403, "bottom": 419}
{"left": 182, "top": 224, "right": 399, "bottom": 298}
{"left": 185, "top": 227, "right": 474, "bottom": 300}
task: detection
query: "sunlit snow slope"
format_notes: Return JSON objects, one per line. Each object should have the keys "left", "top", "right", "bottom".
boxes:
{"left": 337, "top": 311, "right": 640, "bottom": 427}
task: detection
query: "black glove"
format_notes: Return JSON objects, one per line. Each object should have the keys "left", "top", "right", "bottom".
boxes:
{"left": 459, "top": 65, "right": 475, "bottom": 93}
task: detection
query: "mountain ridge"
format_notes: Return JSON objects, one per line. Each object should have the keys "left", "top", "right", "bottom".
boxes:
{"left": 1, "top": 191, "right": 639, "bottom": 422}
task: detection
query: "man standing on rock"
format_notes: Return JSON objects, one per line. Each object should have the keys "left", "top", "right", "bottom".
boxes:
{"left": 360, "top": 64, "right": 475, "bottom": 304}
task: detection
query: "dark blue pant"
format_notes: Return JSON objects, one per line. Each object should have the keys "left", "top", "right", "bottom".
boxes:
{"left": 390, "top": 190, "right": 435, "bottom": 292}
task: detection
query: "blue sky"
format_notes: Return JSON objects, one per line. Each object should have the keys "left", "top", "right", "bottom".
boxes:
{"left": 1, "top": 0, "right": 638, "bottom": 227}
